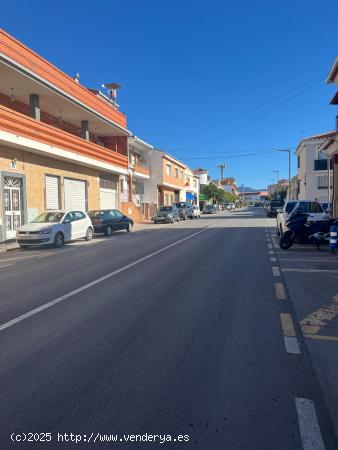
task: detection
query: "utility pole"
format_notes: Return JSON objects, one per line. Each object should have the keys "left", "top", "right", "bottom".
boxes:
{"left": 278, "top": 149, "right": 291, "bottom": 200}
{"left": 272, "top": 170, "right": 279, "bottom": 182}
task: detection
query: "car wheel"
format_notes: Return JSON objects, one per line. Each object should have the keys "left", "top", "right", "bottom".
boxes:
{"left": 54, "top": 232, "right": 64, "bottom": 248}
{"left": 126, "top": 222, "right": 133, "bottom": 232}
{"left": 171, "top": 217, "right": 175, "bottom": 223}
{"left": 85, "top": 227, "right": 93, "bottom": 241}
{"left": 279, "top": 231, "right": 294, "bottom": 250}
{"left": 105, "top": 225, "right": 113, "bottom": 237}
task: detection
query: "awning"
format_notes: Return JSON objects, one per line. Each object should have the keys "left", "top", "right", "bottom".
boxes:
{"left": 186, "top": 192, "right": 196, "bottom": 201}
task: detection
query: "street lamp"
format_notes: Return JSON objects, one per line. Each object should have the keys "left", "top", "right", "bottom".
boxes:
{"left": 272, "top": 170, "right": 279, "bottom": 182}
{"left": 277, "top": 148, "right": 291, "bottom": 200}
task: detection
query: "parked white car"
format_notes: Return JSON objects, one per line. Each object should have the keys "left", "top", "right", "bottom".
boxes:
{"left": 276, "top": 200, "right": 329, "bottom": 236}
{"left": 228, "top": 203, "right": 235, "bottom": 210}
{"left": 192, "top": 205, "right": 201, "bottom": 218}
{"left": 16, "top": 210, "right": 94, "bottom": 248}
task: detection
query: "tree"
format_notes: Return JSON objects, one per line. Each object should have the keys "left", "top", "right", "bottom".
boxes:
{"left": 203, "top": 183, "right": 220, "bottom": 203}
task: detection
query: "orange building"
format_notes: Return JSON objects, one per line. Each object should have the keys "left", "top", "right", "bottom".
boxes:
{"left": 0, "top": 29, "right": 131, "bottom": 240}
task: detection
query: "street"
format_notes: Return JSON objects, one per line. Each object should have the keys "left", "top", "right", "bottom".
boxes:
{"left": 0, "top": 208, "right": 337, "bottom": 449}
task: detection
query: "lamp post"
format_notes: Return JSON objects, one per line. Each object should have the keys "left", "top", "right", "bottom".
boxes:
{"left": 272, "top": 170, "right": 279, "bottom": 182}
{"left": 268, "top": 178, "right": 275, "bottom": 198}
{"left": 277, "top": 148, "right": 291, "bottom": 200}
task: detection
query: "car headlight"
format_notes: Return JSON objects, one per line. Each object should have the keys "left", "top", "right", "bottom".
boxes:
{"left": 40, "top": 228, "right": 52, "bottom": 234}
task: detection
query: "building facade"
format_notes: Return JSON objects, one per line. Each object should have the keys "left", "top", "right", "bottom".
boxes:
{"left": 0, "top": 29, "right": 132, "bottom": 241}
{"left": 295, "top": 132, "right": 334, "bottom": 203}
{"left": 149, "top": 149, "right": 186, "bottom": 206}
{"left": 321, "top": 57, "right": 338, "bottom": 216}
{"left": 184, "top": 167, "right": 199, "bottom": 204}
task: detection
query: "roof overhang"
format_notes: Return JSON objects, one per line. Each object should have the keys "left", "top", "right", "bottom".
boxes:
{"left": 326, "top": 57, "right": 338, "bottom": 84}
{"left": 0, "top": 54, "right": 131, "bottom": 137}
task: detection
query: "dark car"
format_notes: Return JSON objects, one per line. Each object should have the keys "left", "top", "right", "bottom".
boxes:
{"left": 266, "top": 200, "right": 284, "bottom": 218}
{"left": 174, "top": 202, "right": 194, "bottom": 220}
{"left": 88, "top": 209, "right": 133, "bottom": 235}
{"left": 203, "top": 204, "right": 217, "bottom": 214}
{"left": 153, "top": 206, "right": 180, "bottom": 223}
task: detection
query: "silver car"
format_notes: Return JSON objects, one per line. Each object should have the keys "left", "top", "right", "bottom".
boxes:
{"left": 16, "top": 210, "right": 94, "bottom": 248}
{"left": 154, "top": 206, "right": 180, "bottom": 224}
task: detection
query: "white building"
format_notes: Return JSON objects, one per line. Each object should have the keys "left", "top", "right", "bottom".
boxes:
{"left": 184, "top": 167, "right": 199, "bottom": 204}
{"left": 295, "top": 132, "right": 335, "bottom": 202}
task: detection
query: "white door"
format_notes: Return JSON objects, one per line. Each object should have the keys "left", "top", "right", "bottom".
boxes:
{"left": 100, "top": 188, "right": 116, "bottom": 209}
{"left": 45, "top": 175, "right": 60, "bottom": 210}
{"left": 3, "top": 177, "right": 22, "bottom": 239}
{"left": 64, "top": 178, "right": 87, "bottom": 211}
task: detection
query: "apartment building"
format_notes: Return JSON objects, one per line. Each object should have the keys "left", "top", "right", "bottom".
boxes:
{"left": 320, "top": 57, "right": 338, "bottom": 216}
{"left": 295, "top": 132, "right": 335, "bottom": 202}
{"left": 0, "top": 29, "right": 131, "bottom": 241}
{"left": 149, "top": 149, "right": 186, "bottom": 206}
{"left": 184, "top": 167, "right": 199, "bottom": 204}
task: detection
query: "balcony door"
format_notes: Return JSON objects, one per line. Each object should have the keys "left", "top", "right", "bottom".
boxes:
{"left": 4, "top": 176, "right": 22, "bottom": 239}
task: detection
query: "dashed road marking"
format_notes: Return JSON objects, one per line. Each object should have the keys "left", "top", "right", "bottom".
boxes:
{"left": 280, "top": 313, "right": 296, "bottom": 336}
{"left": 270, "top": 257, "right": 277, "bottom": 262}
{"left": 272, "top": 266, "right": 280, "bottom": 277}
{"left": 269, "top": 250, "right": 275, "bottom": 255}
{"left": 284, "top": 336, "right": 301, "bottom": 354}
{"left": 295, "top": 398, "right": 325, "bottom": 450}
{"left": 275, "top": 282, "right": 286, "bottom": 300}
{"left": 268, "top": 243, "right": 273, "bottom": 249}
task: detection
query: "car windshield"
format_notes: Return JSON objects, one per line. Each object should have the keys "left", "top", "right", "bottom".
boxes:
{"left": 31, "top": 212, "right": 64, "bottom": 223}
{"left": 159, "top": 207, "right": 172, "bottom": 212}
{"left": 89, "top": 210, "right": 115, "bottom": 219}
{"left": 174, "top": 203, "right": 185, "bottom": 208}
{"left": 285, "top": 202, "right": 297, "bottom": 213}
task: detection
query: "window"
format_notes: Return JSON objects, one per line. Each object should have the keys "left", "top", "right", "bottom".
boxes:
{"left": 193, "top": 179, "right": 197, "bottom": 188}
{"left": 73, "top": 211, "right": 86, "bottom": 220}
{"left": 63, "top": 212, "right": 75, "bottom": 223}
{"left": 175, "top": 168, "right": 179, "bottom": 178}
{"left": 170, "top": 194, "right": 174, "bottom": 204}
{"left": 297, "top": 156, "right": 300, "bottom": 168}
{"left": 164, "top": 194, "right": 169, "bottom": 205}
{"left": 166, "top": 164, "right": 171, "bottom": 176}
{"left": 309, "top": 202, "right": 323, "bottom": 213}
{"left": 318, "top": 175, "right": 329, "bottom": 190}
{"left": 296, "top": 202, "right": 310, "bottom": 213}
{"left": 181, "top": 170, "right": 184, "bottom": 180}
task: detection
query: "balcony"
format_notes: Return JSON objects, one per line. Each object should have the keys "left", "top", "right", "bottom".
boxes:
{"left": 0, "top": 30, "right": 127, "bottom": 129}
{"left": 0, "top": 104, "right": 128, "bottom": 169}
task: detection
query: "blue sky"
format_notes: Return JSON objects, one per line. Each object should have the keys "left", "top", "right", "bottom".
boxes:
{"left": 1, "top": 0, "right": 337, "bottom": 188}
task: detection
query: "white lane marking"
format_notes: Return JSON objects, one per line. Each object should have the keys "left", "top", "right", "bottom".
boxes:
{"left": 0, "top": 264, "right": 14, "bottom": 269}
{"left": 284, "top": 336, "right": 301, "bottom": 354}
{"left": 275, "top": 282, "right": 287, "bottom": 300}
{"left": 295, "top": 398, "right": 325, "bottom": 450}
{"left": 279, "top": 258, "right": 338, "bottom": 263}
{"left": 270, "top": 257, "right": 277, "bottom": 262}
{"left": 0, "top": 224, "right": 219, "bottom": 333}
{"left": 268, "top": 243, "right": 273, "bottom": 249}
{"left": 272, "top": 266, "right": 280, "bottom": 277}
{"left": 0, "top": 253, "right": 53, "bottom": 262}
{"left": 282, "top": 268, "right": 338, "bottom": 274}
{"left": 269, "top": 250, "right": 275, "bottom": 255}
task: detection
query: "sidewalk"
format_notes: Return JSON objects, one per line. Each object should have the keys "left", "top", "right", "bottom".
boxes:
{"left": 0, "top": 240, "right": 19, "bottom": 252}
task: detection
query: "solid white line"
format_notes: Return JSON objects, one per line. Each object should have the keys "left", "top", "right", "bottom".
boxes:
{"left": 295, "top": 398, "right": 325, "bottom": 450}
{"left": 0, "top": 225, "right": 218, "bottom": 333}
{"left": 269, "top": 250, "right": 275, "bottom": 255}
{"left": 284, "top": 336, "right": 301, "bottom": 354}
{"left": 270, "top": 257, "right": 277, "bottom": 262}
{"left": 282, "top": 268, "right": 338, "bottom": 274}
{"left": 278, "top": 258, "right": 338, "bottom": 263}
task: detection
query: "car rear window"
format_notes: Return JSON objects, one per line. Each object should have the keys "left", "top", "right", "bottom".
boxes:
{"left": 285, "top": 202, "right": 297, "bottom": 213}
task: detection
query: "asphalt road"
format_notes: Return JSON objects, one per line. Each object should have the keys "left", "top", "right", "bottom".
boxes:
{"left": 0, "top": 208, "right": 336, "bottom": 449}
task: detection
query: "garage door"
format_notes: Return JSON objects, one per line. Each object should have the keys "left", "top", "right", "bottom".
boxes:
{"left": 100, "top": 188, "right": 117, "bottom": 209}
{"left": 64, "top": 178, "right": 87, "bottom": 211}
{"left": 99, "top": 175, "right": 118, "bottom": 210}
{"left": 45, "top": 175, "right": 60, "bottom": 210}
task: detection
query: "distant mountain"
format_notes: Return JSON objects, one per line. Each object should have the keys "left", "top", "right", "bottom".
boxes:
{"left": 240, "top": 186, "right": 264, "bottom": 192}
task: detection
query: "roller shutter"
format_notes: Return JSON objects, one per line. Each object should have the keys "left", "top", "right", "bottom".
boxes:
{"left": 64, "top": 178, "right": 87, "bottom": 211}
{"left": 45, "top": 175, "right": 60, "bottom": 210}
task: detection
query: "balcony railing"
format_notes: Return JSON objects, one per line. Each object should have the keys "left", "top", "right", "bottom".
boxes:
{"left": 0, "top": 104, "right": 128, "bottom": 168}
{"left": 134, "top": 164, "right": 150, "bottom": 177}
{"left": 0, "top": 30, "right": 127, "bottom": 129}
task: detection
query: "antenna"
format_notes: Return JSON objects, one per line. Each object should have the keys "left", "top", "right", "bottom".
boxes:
{"left": 217, "top": 163, "right": 226, "bottom": 180}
